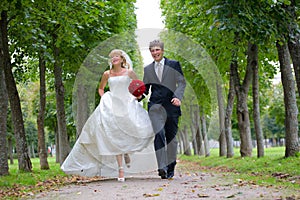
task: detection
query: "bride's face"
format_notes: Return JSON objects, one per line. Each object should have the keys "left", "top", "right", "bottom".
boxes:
{"left": 110, "top": 54, "right": 122, "bottom": 66}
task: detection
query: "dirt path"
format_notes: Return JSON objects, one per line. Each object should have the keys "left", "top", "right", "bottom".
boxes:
{"left": 32, "top": 161, "right": 299, "bottom": 200}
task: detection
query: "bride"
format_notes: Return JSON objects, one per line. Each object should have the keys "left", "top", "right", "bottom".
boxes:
{"left": 61, "top": 49, "right": 157, "bottom": 182}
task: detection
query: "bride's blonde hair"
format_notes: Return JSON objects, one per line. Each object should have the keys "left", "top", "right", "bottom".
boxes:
{"left": 109, "top": 49, "right": 130, "bottom": 69}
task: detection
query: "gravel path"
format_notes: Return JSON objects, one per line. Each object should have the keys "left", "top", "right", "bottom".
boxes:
{"left": 32, "top": 163, "right": 299, "bottom": 200}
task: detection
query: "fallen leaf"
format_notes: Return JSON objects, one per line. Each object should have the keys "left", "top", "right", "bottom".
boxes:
{"left": 143, "top": 193, "right": 160, "bottom": 197}
{"left": 193, "top": 184, "right": 202, "bottom": 188}
{"left": 226, "top": 194, "right": 235, "bottom": 198}
{"left": 186, "top": 172, "right": 191, "bottom": 176}
{"left": 197, "top": 193, "right": 209, "bottom": 198}
{"left": 227, "top": 192, "right": 243, "bottom": 198}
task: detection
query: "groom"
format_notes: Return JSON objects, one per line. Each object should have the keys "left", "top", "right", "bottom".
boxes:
{"left": 142, "top": 40, "right": 186, "bottom": 179}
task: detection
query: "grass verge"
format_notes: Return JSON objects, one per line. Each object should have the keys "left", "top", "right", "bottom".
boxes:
{"left": 0, "top": 157, "right": 103, "bottom": 199}
{"left": 178, "top": 146, "right": 300, "bottom": 190}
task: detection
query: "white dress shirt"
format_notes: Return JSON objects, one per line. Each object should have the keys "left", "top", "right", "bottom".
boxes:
{"left": 155, "top": 58, "right": 165, "bottom": 81}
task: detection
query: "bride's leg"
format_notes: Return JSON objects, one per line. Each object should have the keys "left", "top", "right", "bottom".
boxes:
{"left": 124, "top": 153, "right": 130, "bottom": 168}
{"left": 116, "top": 154, "right": 125, "bottom": 182}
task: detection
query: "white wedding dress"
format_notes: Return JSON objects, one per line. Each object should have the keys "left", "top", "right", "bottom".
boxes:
{"left": 61, "top": 75, "right": 157, "bottom": 177}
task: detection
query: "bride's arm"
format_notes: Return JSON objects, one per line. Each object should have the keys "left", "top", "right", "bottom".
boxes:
{"left": 128, "top": 69, "right": 138, "bottom": 80}
{"left": 98, "top": 71, "right": 109, "bottom": 97}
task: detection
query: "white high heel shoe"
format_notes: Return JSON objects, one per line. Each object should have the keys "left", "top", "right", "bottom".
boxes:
{"left": 117, "top": 167, "right": 125, "bottom": 182}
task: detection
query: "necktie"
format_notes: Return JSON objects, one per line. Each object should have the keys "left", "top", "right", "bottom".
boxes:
{"left": 157, "top": 63, "right": 162, "bottom": 82}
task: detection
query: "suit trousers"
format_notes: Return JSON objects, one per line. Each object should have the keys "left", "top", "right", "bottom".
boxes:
{"left": 148, "top": 104, "right": 179, "bottom": 171}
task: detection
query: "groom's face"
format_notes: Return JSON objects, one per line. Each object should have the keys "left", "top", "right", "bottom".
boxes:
{"left": 150, "top": 46, "right": 164, "bottom": 62}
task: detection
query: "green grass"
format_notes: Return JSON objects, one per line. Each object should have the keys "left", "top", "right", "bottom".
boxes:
{"left": 178, "top": 147, "right": 300, "bottom": 189}
{"left": 0, "top": 157, "right": 66, "bottom": 188}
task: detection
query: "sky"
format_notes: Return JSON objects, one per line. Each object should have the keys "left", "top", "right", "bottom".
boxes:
{"left": 134, "top": 0, "right": 164, "bottom": 29}
{"left": 134, "top": 0, "right": 165, "bottom": 65}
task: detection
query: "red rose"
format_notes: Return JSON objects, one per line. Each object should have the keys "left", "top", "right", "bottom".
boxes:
{"left": 128, "top": 79, "right": 146, "bottom": 97}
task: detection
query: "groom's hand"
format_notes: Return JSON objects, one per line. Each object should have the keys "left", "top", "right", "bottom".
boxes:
{"left": 171, "top": 97, "right": 181, "bottom": 106}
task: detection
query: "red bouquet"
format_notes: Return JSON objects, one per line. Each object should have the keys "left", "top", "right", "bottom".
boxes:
{"left": 128, "top": 79, "right": 146, "bottom": 97}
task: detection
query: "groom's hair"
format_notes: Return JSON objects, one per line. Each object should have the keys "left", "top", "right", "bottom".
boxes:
{"left": 149, "top": 40, "right": 164, "bottom": 50}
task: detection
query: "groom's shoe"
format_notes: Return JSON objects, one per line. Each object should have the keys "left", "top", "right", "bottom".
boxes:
{"left": 167, "top": 162, "right": 176, "bottom": 179}
{"left": 158, "top": 169, "right": 167, "bottom": 179}
{"left": 167, "top": 170, "right": 174, "bottom": 179}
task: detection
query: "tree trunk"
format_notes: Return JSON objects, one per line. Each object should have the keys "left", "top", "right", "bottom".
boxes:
{"left": 276, "top": 42, "right": 299, "bottom": 157}
{"left": 37, "top": 52, "right": 49, "bottom": 170}
{"left": 1, "top": 11, "right": 32, "bottom": 172}
{"left": 0, "top": 66, "right": 9, "bottom": 176}
{"left": 250, "top": 43, "right": 264, "bottom": 158}
{"left": 190, "top": 124, "right": 198, "bottom": 155}
{"left": 76, "top": 79, "right": 89, "bottom": 139}
{"left": 225, "top": 62, "right": 235, "bottom": 158}
{"left": 217, "top": 80, "right": 226, "bottom": 156}
{"left": 182, "top": 125, "right": 191, "bottom": 155}
{"left": 179, "top": 127, "right": 187, "bottom": 155}
{"left": 55, "top": 125, "right": 59, "bottom": 163}
{"left": 287, "top": 0, "right": 300, "bottom": 98}
{"left": 232, "top": 41, "right": 253, "bottom": 157}
{"left": 288, "top": 38, "right": 300, "bottom": 97}
{"left": 53, "top": 44, "right": 71, "bottom": 165}
{"left": 236, "top": 87, "right": 252, "bottom": 157}
{"left": 178, "top": 130, "right": 183, "bottom": 154}
{"left": 196, "top": 108, "right": 204, "bottom": 156}
{"left": 190, "top": 105, "right": 199, "bottom": 155}
{"left": 197, "top": 127, "right": 205, "bottom": 156}
{"left": 201, "top": 111, "right": 210, "bottom": 157}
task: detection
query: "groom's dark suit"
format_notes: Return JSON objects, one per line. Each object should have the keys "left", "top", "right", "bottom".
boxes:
{"left": 143, "top": 57, "right": 186, "bottom": 179}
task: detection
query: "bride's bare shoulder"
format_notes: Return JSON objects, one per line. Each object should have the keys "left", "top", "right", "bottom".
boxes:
{"left": 104, "top": 70, "right": 111, "bottom": 75}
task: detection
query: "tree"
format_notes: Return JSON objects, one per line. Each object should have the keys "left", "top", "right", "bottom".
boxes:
{"left": 160, "top": 0, "right": 300, "bottom": 158}
{"left": 37, "top": 52, "right": 49, "bottom": 169}
{"left": 0, "top": 9, "right": 32, "bottom": 172}
{"left": 0, "top": 0, "right": 142, "bottom": 171}
{"left": 229, "top": 39, "right": 253, "bottom": 157}
{"left": 276, "top": 42, "right": 299, "bottom": 157}
{"left": 274, "top": 1, "right": 299, "bottom": 157}
{"left": 224, "top": 62, "right": 235, "bottom": 158}
{"left": 287, "top": 0, "right": 300, "bottom": 98}
{"left": 217, "top": 79, "right": 226, "bottom": 156}
{"left": 200, "top": 109, "right": 210, "bottom": 157}
{"left": 0, "top": 64, "right": 9, "bottom": 176}
{"left": 179, "top": 125, "right": 191, "bottom": 156}
{"left": 251, "top": 43, "right": 264, "bottom": 157}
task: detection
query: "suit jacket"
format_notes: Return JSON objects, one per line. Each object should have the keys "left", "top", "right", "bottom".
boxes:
{"left": 143, "top": 57, "right": 186, "bottom": 117}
